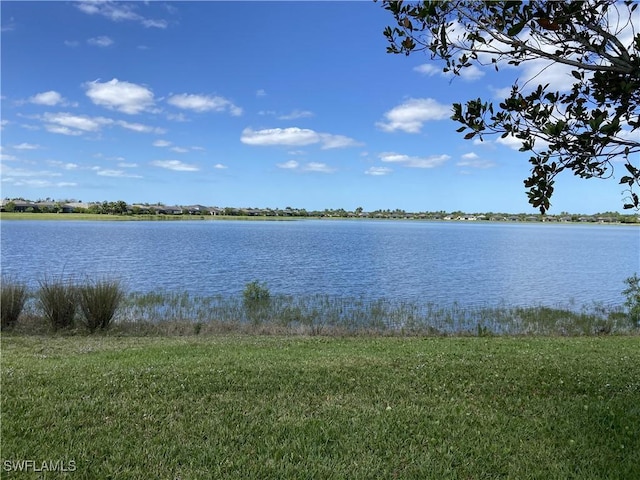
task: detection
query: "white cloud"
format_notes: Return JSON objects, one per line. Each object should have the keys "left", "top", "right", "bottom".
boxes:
{"left": 47, "top": 160, "right": 78, "bottom": 170}
{"left": 118, "top": 162, "right": 138, "bottom": 168}
{"left": 64, "top": 40, "right": 79, "bottom": 47}
{"left": 379, "top": 152, "right": 450, "bottom": 169}
{"left": 1, "top": 19, "right": 16, "bottom": 33}
{"left": 496, "top": 134, "right": 549, "bottom": 151}
{"left": 617, "top": 126, "right": 640, "bottom": 145}
{"left": 491, "top": 85, "right": 514, "bottom": 99}
{"left": 276, "top": 160, "right": 335, "bottom": 173}
{"left": 152, "top": 140, "right": 198, "bottom": 153}
{"left": 117, "top": 120, "right": 165, "bottom": 134}
{"left": 277, "top": 110, "right": 314, "bottom": 120}
{"left": 40, "top": 115, "right": 161, "bottom": 137}
{"left": 414, "top": 63, "right": 484, "bottom": 81}
{"left": 319, "top": 134, "right": 363, "bottom": 150}
{"left": 519, "top": 59, "right": 577, "bottom": 93}
{"left": 213, "top": 163, "right": 227, "bottom": 169}
{"left": 277, "top": 160, "right": 300, "bottom": 169}
{"left": 0, "top": 164, "right": 62, "bottom": 178}
{"left": 87, "top": 36, "right": 114, "bottom": 47}
{"left": 166, "top": 112, "right": 189, "bottom": 122}
{"left": 256, "top": 89, "right": 267, "bottom": 97}
{"left": 242, "top": 127, "right": 320, "bottom": 147}
{"left": 472, "top": 138, "right": 490, "bottom": 146}
{"left": 75, "top": 1, "right": 167, "bottom": 28}
{"left": 365, "top": 166, "right": 393, "bottom": 176}
{"left": 303, "top": 162, "right": 335, "bottom": 173}
{"left": 13, "top": 143, "right": 41, "bottom": 150}
{"left": 413, "top": 64, "right": 440, "bottom": 76}
{"left": 458, "top": 65, "right": 485, "bottom": 81}
{"left": 2, "top": 178, "right": 77, "bottom": 188}
{"left": 85, "top": 78, "right": 155, "bottom": 114}
{"left": 150, "top": 160, "right": 199, "bottom": 172}
{"left": 141, "top": 19, "right": 168, "bottom": 29}
{"left": 44, "top": 125, "right": 83, "bottom": 136}
{"left": 496, "top": 135, "right": 524, "bottom": 150}
{"left": 241, "top": 127, "right": 360, "bottom": 149}
{"left": 376, "top": 98, "right": 451, "bottom": 133}
{"left": 167, "top": 94, "right": 242, "bottom": 116}
{"left": 29, "top": 91, "right": 65, "bottom": 106}
{"left": 456, "top": 159, "right": 497, "bottom": 169}
{"left": 95, "top": 168, "right": 142, "bottom": 178}
{"left": 461, "top": 152, "right": 479, "bottom": 160}
{"left": 42, "top": 112, "right": 113, "bottom": 134}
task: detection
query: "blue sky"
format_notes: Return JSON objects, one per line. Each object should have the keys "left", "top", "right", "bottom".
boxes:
{"left": 0, "top": 1, "right": 634, "bottom": 213}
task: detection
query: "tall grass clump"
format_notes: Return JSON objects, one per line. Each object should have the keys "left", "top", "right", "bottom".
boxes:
{"left": 38, "top": 277, "right": 77, "bottom": 330}
{"left": 1, "top": 278, "right": 28, "bottom": 330}
{"left": 623, "top": 274, "right": 640, "bottom": 326}
{"left": 78, "top": 279, "right": 124, "bottom": 331}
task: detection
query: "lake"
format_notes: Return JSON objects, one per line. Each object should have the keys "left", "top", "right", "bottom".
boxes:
{"left": 1, "top": 219, "right": 638, "bottom": 309}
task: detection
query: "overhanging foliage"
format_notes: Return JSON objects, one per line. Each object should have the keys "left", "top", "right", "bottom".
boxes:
{"left": 381, "top": 0, "right": 640, "bottom": 212}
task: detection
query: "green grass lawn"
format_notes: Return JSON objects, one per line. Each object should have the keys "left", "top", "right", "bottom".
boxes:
{"left": 2, "top": 335, "right": 639, "bottom": 479}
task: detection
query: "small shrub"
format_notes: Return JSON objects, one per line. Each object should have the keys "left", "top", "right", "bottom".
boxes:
{"left": 78, "top": 279, "right": 124, "bottom": 332}
{"left": 243, "top": 281, "right": 271, "bottom": 323}
{"left": 1, "top": 279, "right": 28, "bottom": 330}
{"left": 243, "top": 281, "right": 271, "bottom": 307}
{"left": 38, "top": 277, "right": 77, "bottom": 330}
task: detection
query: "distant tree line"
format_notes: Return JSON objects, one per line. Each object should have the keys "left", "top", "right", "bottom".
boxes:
{"left": 1, "top": 198, "right": 639, "bottom": 223}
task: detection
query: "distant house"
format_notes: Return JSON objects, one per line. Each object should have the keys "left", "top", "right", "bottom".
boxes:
{"left": 157, "top": 206, "right": 183, "bottom": 215}
{"left": 1, "top": 200, "right": 37, "bottom": 212}
{"left": 63, "top": 202, "right": 89, "bottom": 213}
{"left": 186, "top": 205, "right": 211, "bottom": 215}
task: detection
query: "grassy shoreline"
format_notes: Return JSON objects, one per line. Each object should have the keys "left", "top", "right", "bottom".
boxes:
{"left": 7, "top": 287, "right": 635, "bottom": 337}
{"left": 0, "top": 212, "right": 298, "bottom": 222}
{"left": 2, "top": 334, "right": 639, "bottom": 479}
{"left": 2, "top": 211, "right": 638, "bottom": 224}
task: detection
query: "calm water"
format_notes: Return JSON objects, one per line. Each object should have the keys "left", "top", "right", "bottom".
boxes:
{"left": 1, "top": 219, "right": 638, "bottom": 308}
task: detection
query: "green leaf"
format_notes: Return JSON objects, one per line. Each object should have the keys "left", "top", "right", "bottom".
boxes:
{"left": 507, "top": 21, "right": 526, "bottom": 36}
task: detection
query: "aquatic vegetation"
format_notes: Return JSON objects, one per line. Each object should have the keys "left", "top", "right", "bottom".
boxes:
{"left": 3, "top": 277, "right": 636, "bottom": 336}
{"left": 0, "top": 278, "right": 28, "bottom": 330}
{"left": 78, "top": 278, "right": 124, "bottom": 331}
{"left": 37, "top": 276, "right": 77, "bottom": 330}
